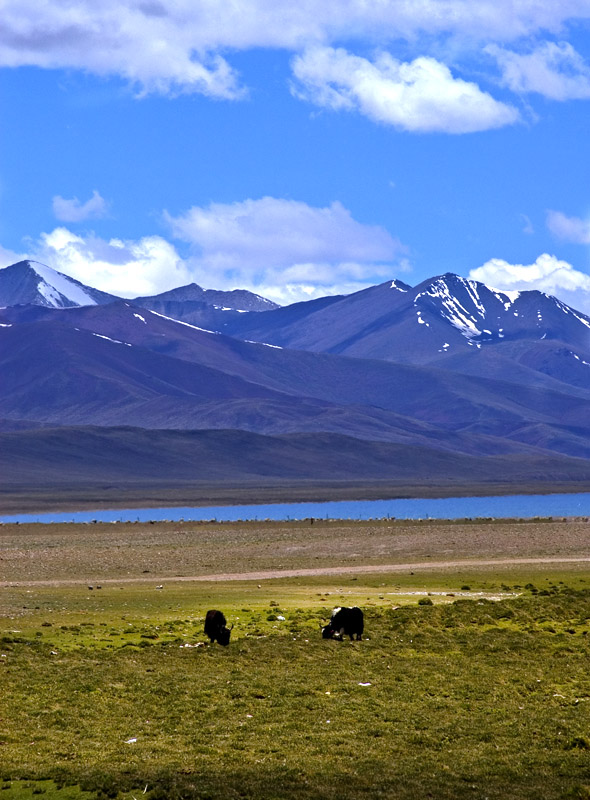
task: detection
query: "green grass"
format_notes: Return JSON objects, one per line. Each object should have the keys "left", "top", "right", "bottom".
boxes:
{"left": 2, "top": 583, "right": 590, "bottom": 799}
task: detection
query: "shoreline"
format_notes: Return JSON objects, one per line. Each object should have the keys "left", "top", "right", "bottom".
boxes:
{"left": 1, "top": 479, "right": 589, "bottom": 518}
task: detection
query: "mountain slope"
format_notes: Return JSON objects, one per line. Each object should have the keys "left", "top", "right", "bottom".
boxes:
{"left": 2, "top": 303, "right": 590, "bottom": 461}
{"left": 0, "top": 315, "right": 529, "bottom": 451}
{"left": 3, "top": 426, "right": 590, "bottom": 494}
{"left": 223, "top": 273, "right": 590, "bottom": 357}
{"left": 219, "top": 273, "right": 590, "bottom": 391}
{"left": 0, "top": 319, "right": 310, "bottom": 426}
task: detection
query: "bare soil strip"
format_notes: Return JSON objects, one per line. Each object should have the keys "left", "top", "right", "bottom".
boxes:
{"left": 2, "top": 555, "right": 590, "bottom": 588}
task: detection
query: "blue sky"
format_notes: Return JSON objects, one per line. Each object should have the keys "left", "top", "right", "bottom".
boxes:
{"left": 2, "top": 1, "right": 590, "bottom": 310}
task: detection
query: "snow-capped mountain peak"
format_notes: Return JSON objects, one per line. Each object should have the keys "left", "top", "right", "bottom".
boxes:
{"left": 27, "top": 261, "right": 99, "bottom": 307}
{"left": 414, "top": 274, "right": 488, "bottom": 339}
{"left": 411, "top": 273, "right": 590, "bottom": 345}
{"left": 0, "top": 260, "right": 118, "bottom": 308}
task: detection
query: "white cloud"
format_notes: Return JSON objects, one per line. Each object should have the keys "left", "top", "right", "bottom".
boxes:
{"left": 487, "top": 41, "right": 590, "bottom": 100}
{"left": 547, "top": 210, "right": 590, "bottom": 244}
{"left": 3, "top": 1, "right": 590, "bottom": 97}
{"left": 52, "top": 190, "right": 109, "bottom": 223}
{"left": 26, "top": 227, "right": 192, "bottom": 298}
{"left": 166, "top": 197, "right": 398, "bottom": 265}
{"left": 165, "top": 196, "right": 405, "bottom": 302}
{"left": 3, "top": 196, "right": 405, "bottom": 303}
{"left": 292, "top": 47, "right": 519, "bottom": 133}
{"left": 469, "top": 253, "right": 590, "bottom": 314}
{"left": 0, "top": 1, "right": 244, "bottom": 99}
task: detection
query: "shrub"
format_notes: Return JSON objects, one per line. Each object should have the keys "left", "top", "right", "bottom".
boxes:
{"left": 566, "top": 737, "right": 590, "bottom": 750}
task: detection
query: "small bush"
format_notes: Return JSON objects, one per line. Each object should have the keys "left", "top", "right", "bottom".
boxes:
{"left": 566, "top": 737, "right": 590, "bottom": 750}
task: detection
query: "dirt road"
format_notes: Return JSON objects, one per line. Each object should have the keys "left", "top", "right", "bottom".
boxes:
{"left": 2, "top": 555, "right": 590, "bottom": 588}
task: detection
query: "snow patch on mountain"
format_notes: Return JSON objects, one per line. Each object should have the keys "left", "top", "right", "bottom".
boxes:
{"left": 29, "top": 261, "right": 98, "bottom": 307}
{"left": 490, "top": 288, "right": 520, "bottom": 310}
{"left": 92, "top": 332, "right": 132, "bottom": 347}
{"left": 572, "top": 353, "right": 590, "bottom": 366}
{"left": 461, "top": 276, "right": 486, "bottom": 317}
{"left": 407, "top": 274, "right": 590, "bottom": 350}
{"left": 148, "top": 309, "right": 219, "bottom": 335}
{"left": 390, "top": 280, "right": 408, "bottom": 292}
{"left": 245, "top": 339, "right": 283, "bottom": 349}
{"left": 415, "top": 277, "right": 483, "bottom": 339}
{"left": 554, "top": 298, "right": 590, "bottom": 329}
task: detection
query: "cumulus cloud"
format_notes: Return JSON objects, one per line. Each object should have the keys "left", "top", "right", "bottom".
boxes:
{"left": 487, "top": 41, "right": 590, "bottom": 100}
{"left": 166, "top": 196, "right": 398, "bottom": 266}
{"left": 292, "top": 47, "right": 519, "bottom": 133}
{"left": 27, "top": 227, "right": 192, "bottom": 298}
{"left": 3, "top": 196, "right": 405, "bottom": 303}
{"left": 52, "top": 190, "right": 109, "bottom": 223}
{"left": 165, "top": 196, "right": 405, "bottom": 302}
{"left": 3, "top": 1, "right": 590, "bottom": 98}
{"left": 469, "top": 253, "right": 590, "bottom": 314}
{"left": 547, "top": 210, "right": 590, "bottom": 244}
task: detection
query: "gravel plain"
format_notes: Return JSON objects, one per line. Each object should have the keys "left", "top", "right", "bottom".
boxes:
{"left": 1, "top": 517, "right": 589, "bottom": 585}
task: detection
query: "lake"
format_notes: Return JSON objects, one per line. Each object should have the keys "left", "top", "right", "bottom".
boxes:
{"left": 2, "top": 492, "right": 590, "bottom": 524}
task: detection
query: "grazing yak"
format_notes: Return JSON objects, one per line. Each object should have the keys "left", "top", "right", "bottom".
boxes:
{"left": 204, "top": 609, "right": 233, "bottom": 646}
{"left": 322, "top": 606, "right": 364, "bottom": 641}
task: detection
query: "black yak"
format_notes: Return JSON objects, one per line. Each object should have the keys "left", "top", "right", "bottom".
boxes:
{"left": 322, "top": 606, "right": 364, "bottom": 641}
{"left": 204, "top": 609, "right": 233, "bottom": 646}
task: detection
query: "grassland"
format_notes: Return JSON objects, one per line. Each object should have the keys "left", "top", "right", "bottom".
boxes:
{"left": 1, "top": 518, "right": 590, "bottom": 799}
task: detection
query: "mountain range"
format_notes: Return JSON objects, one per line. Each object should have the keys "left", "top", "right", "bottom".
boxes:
{"left": 1, "top": 259, "right": 589, "bottom": 507}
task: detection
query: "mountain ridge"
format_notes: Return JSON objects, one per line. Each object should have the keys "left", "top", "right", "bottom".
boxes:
{"left": 133, "top": 282, "right": 279, "bottom": 312}
{"left": 2, "top": 301, "right": 590, "bottom": 460}
{"left": 0, "top": 260, "right": 279, "bottom": 314}
{"left": 219, "top": 273, "right": 590, "bottom": 364}
{"left": 2, "top": 259, "right": 589, "bottom": 501}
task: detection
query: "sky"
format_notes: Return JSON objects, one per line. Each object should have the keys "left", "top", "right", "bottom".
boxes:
{"left": 2, "top": 1, "right": 590, "bottom": 311}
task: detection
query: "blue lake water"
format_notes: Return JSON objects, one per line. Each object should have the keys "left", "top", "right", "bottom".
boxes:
{"left": 2, "top": 492, "right": 590, "bottom": 524}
